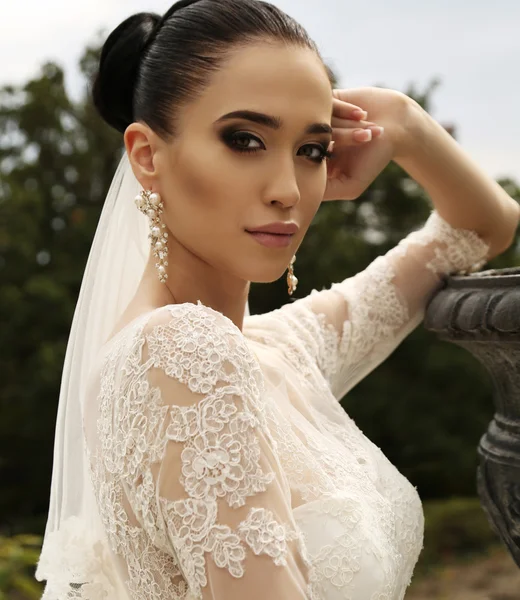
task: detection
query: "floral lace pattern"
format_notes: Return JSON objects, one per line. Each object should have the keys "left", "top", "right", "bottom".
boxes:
{"left": 35, "top": 515, "right": 117, "bottom": 600}
{"left": 38, "top": 210, "right": 491, "bottom": 599}
{"left": 83, "top": 304, "right": 313, "bottom": 599}
{"left": 245, "top": 210, "right": 490, "bottom": 401}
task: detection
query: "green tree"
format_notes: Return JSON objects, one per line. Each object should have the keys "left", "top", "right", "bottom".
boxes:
{"left": 0, "top": 39, "right": 122, "bottom": 534}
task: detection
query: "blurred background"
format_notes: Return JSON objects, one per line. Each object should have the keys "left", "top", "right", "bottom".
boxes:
{"left": 1, "top": 1, "right": 519, "bottom": 598}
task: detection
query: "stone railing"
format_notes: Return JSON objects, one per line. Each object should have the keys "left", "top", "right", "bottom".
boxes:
{"left": 424, "top": 267, "right": 520, "bottom": 568}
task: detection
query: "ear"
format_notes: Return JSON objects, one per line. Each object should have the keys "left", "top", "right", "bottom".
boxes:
{"left": 124, "top": 123, "right": 161, "bottom": 189}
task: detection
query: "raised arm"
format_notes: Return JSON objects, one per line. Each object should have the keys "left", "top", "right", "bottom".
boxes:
{"left": 246, "top": 210, "right": 491, "bottom": 401}
{"left": 246, "top": 94, "right": 519, "bottom": 401}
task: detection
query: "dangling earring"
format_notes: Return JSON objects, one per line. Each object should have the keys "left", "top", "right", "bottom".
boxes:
{"left": 135, "top": 189, "right": 169, "bottom": 283}
{"left": 287, "top": 255, "right": 298, "bottom": 296}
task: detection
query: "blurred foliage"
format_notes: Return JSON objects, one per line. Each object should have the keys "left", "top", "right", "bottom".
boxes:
{"left": 415, "top": 497, "right": 502, "bottom": 575}
{"left": 0, "top": 35, "right": 519, "bottom": 552}
{"left": 0, "top": 534, "right": 43, "bottom": 599}
{"left": 0, "top": 38, "right": 123, "bottom": 534}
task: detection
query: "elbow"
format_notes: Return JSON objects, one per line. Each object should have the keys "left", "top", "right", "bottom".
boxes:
{"left": 483, "top": 199, "right": 520, "bottom": 260}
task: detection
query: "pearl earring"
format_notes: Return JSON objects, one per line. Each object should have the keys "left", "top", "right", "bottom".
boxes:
{"left": 134, "top": 189, "right": 169, "bottom": 283}
{"left": 287, "top": 255, "right": 298, "bottom": 296}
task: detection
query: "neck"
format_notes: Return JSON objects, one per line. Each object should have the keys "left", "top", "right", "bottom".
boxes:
{"left": 139, "top": 244, "right": 250, "bottom": 332}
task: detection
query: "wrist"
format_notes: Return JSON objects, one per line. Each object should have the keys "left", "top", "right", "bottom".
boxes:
{"left": 393, "top": 96, "right": 430, "bottom": 162}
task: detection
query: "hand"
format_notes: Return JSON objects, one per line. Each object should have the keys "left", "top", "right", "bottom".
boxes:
{"left": 324, "top": 87, "right": 414, "bottom": 201}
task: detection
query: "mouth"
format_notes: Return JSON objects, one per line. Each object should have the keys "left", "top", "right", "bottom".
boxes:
{"left": 246, "top": 231, "right": 294, "bottom": 248}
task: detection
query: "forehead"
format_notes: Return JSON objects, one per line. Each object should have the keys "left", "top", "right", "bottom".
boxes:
{"left": 184, "top": 42, "right": 333, "bottom": 127}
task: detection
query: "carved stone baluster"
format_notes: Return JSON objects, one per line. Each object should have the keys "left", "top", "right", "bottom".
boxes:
{"left": 424, "top": 267, "right": 520, "bottom": 568}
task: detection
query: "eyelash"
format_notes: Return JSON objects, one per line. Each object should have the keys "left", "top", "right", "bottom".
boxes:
{"left": 222, "top": 130, "right": 333, "bottom": 164}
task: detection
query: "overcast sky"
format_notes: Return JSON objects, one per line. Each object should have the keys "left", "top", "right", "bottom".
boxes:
{"left": 2, "top": 0, "right": 519, "bottom": 182}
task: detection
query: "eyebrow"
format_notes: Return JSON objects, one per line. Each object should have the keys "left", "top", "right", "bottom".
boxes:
{"left": 215, "top": 110, "right": 332, "bottom": 135}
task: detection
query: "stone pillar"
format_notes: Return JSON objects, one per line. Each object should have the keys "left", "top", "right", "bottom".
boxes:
{"left": 424, "top": 267, "right": 520, "bottom": 568}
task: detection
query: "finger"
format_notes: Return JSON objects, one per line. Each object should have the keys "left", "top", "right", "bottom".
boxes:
{"left": 332, "top": 126, "right": 375, "bottom": 145}
{"left": 332, "top": 96, "right": 367, "bottom": 121}
{"left": 331, "top": 118, "right": 384, "bottom": 139}
{"left": 331, "top": 117, "right": 376, "bottom": 128}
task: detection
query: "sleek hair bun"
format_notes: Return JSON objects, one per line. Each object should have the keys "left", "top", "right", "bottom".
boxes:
{"left": 92, "top": 12, "right": 160, "bottom": 134}
{"left": 92, "top": 0, "right": 335, "bottom": 138}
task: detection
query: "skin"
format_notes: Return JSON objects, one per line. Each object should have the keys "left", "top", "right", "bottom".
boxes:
{"left": 123, "top": 42, "right": 342, "bottom": 333}
{"left": 117, "top": 40, "right": 519, "bottom": 341}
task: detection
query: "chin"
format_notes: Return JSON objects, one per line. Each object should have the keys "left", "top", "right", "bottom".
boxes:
{"left": 245, "top": 263, "right": 290, "bottom": 284}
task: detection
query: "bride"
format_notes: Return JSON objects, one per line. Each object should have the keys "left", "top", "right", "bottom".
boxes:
{"left": 35, "top": 0, "right": 519, "bottom": 598}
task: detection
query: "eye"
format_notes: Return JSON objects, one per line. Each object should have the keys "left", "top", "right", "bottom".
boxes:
{"left": 222, "top": 131, "right": 265, "bottom": 153}
{"left": 298, "top": 144, "right": 332, "bottom": 164}
{"left": 221, "top": 129, "right": 332, "bottom": 164}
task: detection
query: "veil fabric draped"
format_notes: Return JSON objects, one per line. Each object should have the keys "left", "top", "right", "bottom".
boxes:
{"left": 34, "top": 151, "right": 249, "bottom": 597}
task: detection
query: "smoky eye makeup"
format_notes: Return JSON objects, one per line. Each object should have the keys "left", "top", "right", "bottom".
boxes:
{"left": 219, "top": 127, "right": 263, "bottom": 153}
{"left": 218, "top": 126, "right": 333, "bottom": 164}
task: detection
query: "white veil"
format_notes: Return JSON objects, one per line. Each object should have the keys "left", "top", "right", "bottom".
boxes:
{"left": 35, "top": 150, "right": 250, "bottom": 598}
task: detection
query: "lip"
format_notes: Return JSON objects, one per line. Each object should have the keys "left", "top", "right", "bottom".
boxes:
{"left": 247, "top": 231, "right": 294, "bottom": 248}
{"left": 246, "top": 222, "right": 299, "bottom": 235}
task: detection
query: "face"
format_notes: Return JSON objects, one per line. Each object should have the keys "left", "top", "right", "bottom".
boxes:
{"left": 133, "top": 42, "right": 333, "bottom": 286}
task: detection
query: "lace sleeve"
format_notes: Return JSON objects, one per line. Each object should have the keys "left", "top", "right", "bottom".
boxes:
{"left": 248, "top": 210, "right": 490, "bottom": 401}
{"left": 114, "top": 303, "right": 311, "bottom": 599}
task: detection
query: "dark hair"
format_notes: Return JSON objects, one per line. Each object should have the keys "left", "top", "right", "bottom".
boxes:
{"left": 92, "top": 0, "right": 335, "bottom": 138}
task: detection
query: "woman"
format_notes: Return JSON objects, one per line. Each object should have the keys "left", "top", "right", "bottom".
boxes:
{"left": 35, "top": 0, "right": 519, "bottom": 598}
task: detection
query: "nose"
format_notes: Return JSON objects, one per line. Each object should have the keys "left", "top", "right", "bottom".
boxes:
{"left": 263, "top": 156, "right": 301, "bottom": 209}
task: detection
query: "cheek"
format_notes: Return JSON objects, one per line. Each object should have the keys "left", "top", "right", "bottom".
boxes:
{"left": 300, "top": 170, "right": 326, "bottom": 220}
{"left": 176, "top": 152, "right": 220, "bottom": 206}
{"left": 162, "top": 148, "right": 246, "bottom": 238}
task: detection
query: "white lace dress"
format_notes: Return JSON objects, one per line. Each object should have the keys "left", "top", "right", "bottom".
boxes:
{"left": 82, "top": 210, "right": 490, "bottom": 600}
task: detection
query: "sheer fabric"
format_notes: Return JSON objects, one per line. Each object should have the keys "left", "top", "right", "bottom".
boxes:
{"left": 76, "top": 210, "right": 489, "bottom": 600}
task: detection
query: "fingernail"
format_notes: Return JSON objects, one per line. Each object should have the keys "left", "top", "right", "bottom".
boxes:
{"left": 353, "top": 109, "right": 368, "bottom": 120}
{"left": 370, "top": 126, "right": 385, "bottom": 136}
{"left": 354, "top": 129, "right": 372, "bottom": 142}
